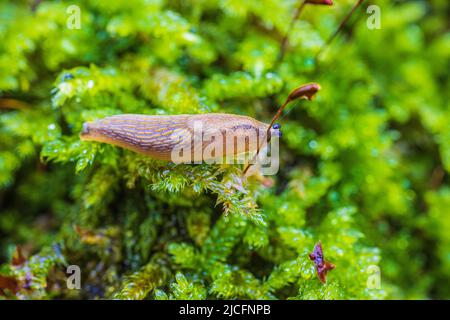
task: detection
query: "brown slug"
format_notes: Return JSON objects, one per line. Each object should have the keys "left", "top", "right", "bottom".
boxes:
{"left": 80, "top": 83, "right": 320, "bottom": 165}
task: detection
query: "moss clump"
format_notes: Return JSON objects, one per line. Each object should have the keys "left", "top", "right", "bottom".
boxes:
{"left": 0, "top": 0, "right": 449, "bottom": 299}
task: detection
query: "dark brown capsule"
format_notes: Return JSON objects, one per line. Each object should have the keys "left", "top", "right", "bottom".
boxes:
{"left": 305, "top": 0, "right": 333, "bottom": 6}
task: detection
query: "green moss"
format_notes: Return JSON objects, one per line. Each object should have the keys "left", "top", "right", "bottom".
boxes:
{"left": 0, "top": 0, "right": 449, "bottom": 299}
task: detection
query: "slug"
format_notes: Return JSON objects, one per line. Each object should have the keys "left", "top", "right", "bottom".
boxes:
{"left": 80, "top": 83, "right": 320, "bottom": 164}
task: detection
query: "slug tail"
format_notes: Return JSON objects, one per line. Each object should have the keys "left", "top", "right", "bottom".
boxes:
{"left": 80, "top": 122, "right": 92, "bottom": 140}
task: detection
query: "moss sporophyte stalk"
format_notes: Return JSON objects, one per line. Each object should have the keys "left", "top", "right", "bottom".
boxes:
{"left": 0, "top": 0, "right": 449, "bottom": 300}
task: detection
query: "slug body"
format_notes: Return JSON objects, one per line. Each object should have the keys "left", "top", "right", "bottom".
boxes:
{"left": 80, "top": 113, "right": 281, "bottom": 163}
{"left": 309, "top": 241, "right": 335, "bottom": 284}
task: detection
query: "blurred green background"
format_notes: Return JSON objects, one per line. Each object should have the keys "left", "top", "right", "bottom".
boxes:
{"left": 0, "top": 0, "right": 449, "bottom": 299}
